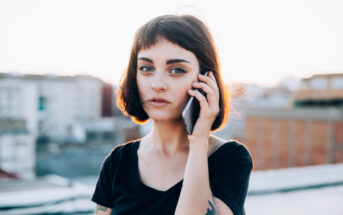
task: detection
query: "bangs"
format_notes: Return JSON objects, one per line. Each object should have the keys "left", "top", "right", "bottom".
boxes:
{"left": 134, "top": 15, "right": 201, "bottom": 53}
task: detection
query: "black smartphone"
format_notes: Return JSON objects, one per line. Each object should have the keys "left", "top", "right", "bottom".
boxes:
{"left": 182, "top": 71, "right": 209, "bottom": 135}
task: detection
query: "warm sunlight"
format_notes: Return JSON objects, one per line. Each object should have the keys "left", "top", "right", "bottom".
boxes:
{"left": 1, "top": 0, "right": 342, "bottom": 86}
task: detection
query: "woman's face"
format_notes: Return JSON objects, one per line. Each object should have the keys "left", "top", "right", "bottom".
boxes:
{"left": 136, "top": 37, "right": 200, "bottom": 122}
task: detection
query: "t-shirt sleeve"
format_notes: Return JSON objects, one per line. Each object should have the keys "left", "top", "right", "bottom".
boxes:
{"left": 211, "top": 143, "right": 253, "bottom": 215}
{"left": 91, "top": 151, "right": 116, "bottom": 208}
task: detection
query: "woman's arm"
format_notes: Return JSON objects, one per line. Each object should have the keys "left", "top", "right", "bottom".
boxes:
{"left": 213, "top": 197, "right": 234, "bottom": 215}
{"left": 174, "top": 140, "right": 214, "bottom": 214}
{"left": 174, "top": 140, "right": 233, "bottom": 215}
{"left": 95, "top": 204, "right": 112, "bottom": 215}
{"left": 174, "top": 72, "right": 234, "bottom": 214}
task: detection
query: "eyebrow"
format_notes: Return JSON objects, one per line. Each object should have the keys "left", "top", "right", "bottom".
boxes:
{"left": 137, "top": 57, "right": 190, "bottom": 64}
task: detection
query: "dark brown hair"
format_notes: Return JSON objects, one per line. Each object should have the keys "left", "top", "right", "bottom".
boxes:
{"left": 117, "top": 14, "right": 230, "bottom": 132}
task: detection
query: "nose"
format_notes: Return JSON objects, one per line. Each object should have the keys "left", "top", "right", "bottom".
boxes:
{"left": 151, "top": 73, "right": 167, "bottom": 92}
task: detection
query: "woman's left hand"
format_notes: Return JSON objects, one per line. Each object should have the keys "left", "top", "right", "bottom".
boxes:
{"left": 187, "top": 71, "right": 220, "bottom": 145}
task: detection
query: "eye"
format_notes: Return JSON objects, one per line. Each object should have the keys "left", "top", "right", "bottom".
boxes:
{"left": 170, "top": 67, "right": 186, "bottom": 75}
{"left": 139, "top": 66, "right": 153, "bottom": 72}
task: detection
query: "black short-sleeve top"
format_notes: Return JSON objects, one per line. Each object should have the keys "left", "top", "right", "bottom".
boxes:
{"left": 91, "top": 139, "right": 253, "bottom": 215}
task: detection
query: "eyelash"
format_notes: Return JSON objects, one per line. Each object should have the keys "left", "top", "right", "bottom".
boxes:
{"left": 139, "top": 66, "right": 153, "bottom": 73}
{"left": 138, "top": 66, "right": 186, "bottom": 74}
{"left": 170, "top": 67, "right": 186, "bottom": 74}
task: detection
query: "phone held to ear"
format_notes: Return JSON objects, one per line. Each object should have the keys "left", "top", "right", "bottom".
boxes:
{"left": 182, "top": 71, "right": 209, "bottom": 135}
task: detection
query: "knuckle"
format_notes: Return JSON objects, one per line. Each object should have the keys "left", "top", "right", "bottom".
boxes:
{"left": 201, "top": 94, "right": 207, "bottom": 100}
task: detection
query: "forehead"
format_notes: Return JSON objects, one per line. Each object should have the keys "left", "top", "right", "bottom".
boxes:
{"left": 137, "top": 38, "right": 198, "bottom": 64}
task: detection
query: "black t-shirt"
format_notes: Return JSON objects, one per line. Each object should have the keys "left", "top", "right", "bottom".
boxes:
{"left": 91, "top": 139, "right": 253, "bottom": 215}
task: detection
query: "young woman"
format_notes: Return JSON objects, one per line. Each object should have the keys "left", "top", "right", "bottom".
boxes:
{"left": 92, "top": 14, "right": 253, "bottom": 215}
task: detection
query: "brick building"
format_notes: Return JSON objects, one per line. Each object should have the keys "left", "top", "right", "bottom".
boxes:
{"left": 245, "top": 108, "right": 343, "bottom": 170}
{"left": 245, "top": 73, "right": 343, "bottom": 170}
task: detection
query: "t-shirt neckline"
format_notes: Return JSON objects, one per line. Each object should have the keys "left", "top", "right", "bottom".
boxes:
{"left": 133, "top": 139, "right": 227, "bottom": 194}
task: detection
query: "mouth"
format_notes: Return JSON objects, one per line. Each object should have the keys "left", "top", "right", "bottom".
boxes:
{"left": 148, "top": 98, "right": 171, "bottom": 107}
{"left": 148, "top": 98, "right": 171, "bottom": 103}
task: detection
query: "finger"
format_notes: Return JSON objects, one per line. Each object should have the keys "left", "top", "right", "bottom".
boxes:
{"left": 192, "top": 82, "right": 219, "bottom": 110}
{"left": 188, "top": 89, "right": 209, "bottom": 110}
{"left": 208, "top": 71, "right": 217, "bottom": 82}
{"left": 208, "top": 71, "right": 219, "bottom": 87}
{"left": 196, "top": 72, "right": 219, "bottom": 99}
{"left": 197, "top": 72, "right": 218, "bottom": 90}
{"left": 192, "top": 82, "right": 214, "bottom": 96}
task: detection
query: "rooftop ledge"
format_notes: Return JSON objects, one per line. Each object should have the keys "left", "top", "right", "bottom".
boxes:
{"left": 248, "top": 163, "right": 343, "bottom": 195}
{"left": 0, "top": 163, "right": 343, "bottom": 214}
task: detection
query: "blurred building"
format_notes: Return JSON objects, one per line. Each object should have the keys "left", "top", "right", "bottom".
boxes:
{"left": 294, "top": 73, "right": 343, "bottom": 107}
{"left": 0, "top": 118, "right": 35, "bottom": 180}
{"left": 245, "top": 73, "right": 343, "bottom": 170}
{"left": 213, "top": 82, "right": 293, "bottom": 141}
{"left": 102, "top": 83, "right": 116, "bottom": 117}
{"left": 0, "top": 77, "right": 38, "bottom": 136}
{"left": 0, "top": 72, "right": 144, "bottom": 181}
{"left": 0, "top": 73, "right": 107, "bottom": 141}
{"left": 35, "top": 117, "right": 140, "bottom": 178}
{"left": 70, "top": 117, "right": 140, "bottom": 145}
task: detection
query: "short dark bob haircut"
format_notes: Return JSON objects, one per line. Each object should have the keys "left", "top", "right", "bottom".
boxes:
{"left": 117, "top": 14, "right": 230, "bottom": 132}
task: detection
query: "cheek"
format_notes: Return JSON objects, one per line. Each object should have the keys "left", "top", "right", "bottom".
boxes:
{"left": 179, "top": 77, "right": 198, "bottom": 94}
{"left": 174, "top": 80, "right": 194, "bottom": 104}
{"left": 136, "top": 75, "right": 147, "bottom": 100}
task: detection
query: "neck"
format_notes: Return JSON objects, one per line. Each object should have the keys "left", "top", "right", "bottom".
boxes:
{"left": 145, "top": 119, "right": 189, "bottom": 157}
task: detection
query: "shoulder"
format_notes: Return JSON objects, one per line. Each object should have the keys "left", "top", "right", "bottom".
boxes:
{"left": 211, "top": 136, "right": 253, "bottom": 167}
{"left": 228, "top": 140, "right": 252, "bottom": 163}
{"left": 105, "top": 138, "right": 141, "bottom": 163}
{"left": 210, "top": 135, "right": 250, "bottom": 155}
{"left": 112, "top": 138, "right": 140, "bottom": 152}
{"left": 229, "top": 141, "right": 253, "bottom": 171}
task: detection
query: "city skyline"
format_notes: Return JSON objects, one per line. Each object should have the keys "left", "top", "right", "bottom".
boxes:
{"left": 1, "top": 0, "right": 343, "bottom": 87}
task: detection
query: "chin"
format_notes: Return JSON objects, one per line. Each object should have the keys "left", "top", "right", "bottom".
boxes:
{"left": 149, "top": 115, "right": 172, "bottom": 122}
{"left": 148, "top": 112, "right": 181, "bottom": 122}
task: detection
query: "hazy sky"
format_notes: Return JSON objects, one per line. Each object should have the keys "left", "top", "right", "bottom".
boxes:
{"left": 1, "top": 0, "right": 342, "bottom": 86}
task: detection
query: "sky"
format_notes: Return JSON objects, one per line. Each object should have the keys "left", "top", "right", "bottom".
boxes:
{"left": 0, "top": 0, "right": 342, "bottom": 87}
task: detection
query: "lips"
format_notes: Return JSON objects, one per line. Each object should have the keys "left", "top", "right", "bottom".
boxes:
{"left": 147, "top": 97, "right": 170, "bottom": 107}
{"left": 148, "top": 97, "right": 171, "bottom": 103}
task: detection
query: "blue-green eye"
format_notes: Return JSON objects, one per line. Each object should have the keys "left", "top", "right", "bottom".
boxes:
{"left": 170, "top": 68, "right": 186, "bottom": 74}
{"left": 139, "top": 66, "right": 153, "bottom": 72}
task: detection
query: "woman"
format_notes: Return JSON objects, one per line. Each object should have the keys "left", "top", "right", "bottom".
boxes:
{"left": 92, "top": 14, "right": 253, "bottom": 215}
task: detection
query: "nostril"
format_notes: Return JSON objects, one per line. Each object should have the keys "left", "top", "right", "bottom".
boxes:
{"left": 151, "top": 84, "right": 167, "bottom": 91}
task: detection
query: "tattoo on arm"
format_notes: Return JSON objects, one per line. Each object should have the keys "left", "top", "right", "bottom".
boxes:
{"left": 96, "top": 204, "right": 108, "bottom": 213}
{"left": 205, "top": 195, "right": 218, "bottom": 215}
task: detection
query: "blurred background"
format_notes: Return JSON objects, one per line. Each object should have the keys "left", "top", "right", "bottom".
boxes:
{"left": 0, "top": 0, "right": 342, "bottom": 214}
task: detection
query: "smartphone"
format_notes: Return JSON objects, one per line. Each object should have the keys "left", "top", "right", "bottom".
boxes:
{"left": 182, "top": 71, "right": 209, "bottom": 135}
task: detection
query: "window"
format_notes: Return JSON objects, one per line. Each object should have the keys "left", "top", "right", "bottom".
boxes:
{"left": 38, "top": 96, "right": 46, "bottom": 111}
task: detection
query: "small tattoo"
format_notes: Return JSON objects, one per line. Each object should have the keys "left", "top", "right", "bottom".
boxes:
{"left": 205, "top": 195, "right": 218, "bottom": 215}
{"left": 96, "top": 204, "right": 108, "bottom": 212}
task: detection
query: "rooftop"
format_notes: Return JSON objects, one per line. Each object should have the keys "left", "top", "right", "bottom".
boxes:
{"left": 0, "top": 72, "right": 104, "bottom": 83}
{"left": 302, "top": 73, "right": 343, "bottom": 81}
{"left": 245, "top": 107, "right": 343, "bottom": 121}
{"left": 0, "top": 163, "right": 342, "bottom": 214}
{"left": 293, "top": 89, "right": 343, "bottom": 100}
